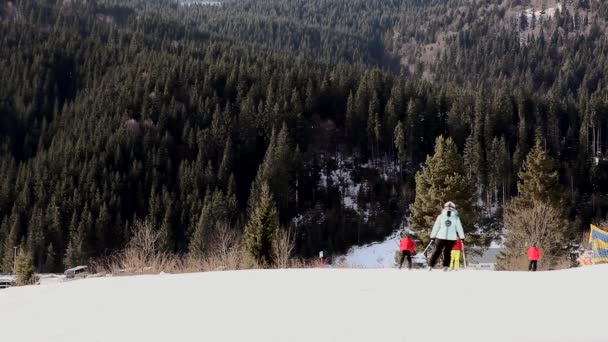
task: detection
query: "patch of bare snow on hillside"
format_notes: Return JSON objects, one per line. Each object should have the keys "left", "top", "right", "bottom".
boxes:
{"left": 336, "top": 229, "right": 416, "bottom": 268}
{"left": 318, "top": 156, "right": 399, "bottom": 215}
{"left": 317, "top": 155, "right": 365, "bottom": 212}
{"left": 524, "top": 3, "right": 562, "bottom": 23}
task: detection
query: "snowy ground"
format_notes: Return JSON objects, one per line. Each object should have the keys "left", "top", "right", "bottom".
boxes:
{"left": 2, "top": 265, "right": 606, "bottom": 342}
{"left": 337, "top": 228, "right": 506, "bottom": 268}
{"left": 336, "top": 230, "right": 402, "bottom": 267}
{"left": 524, "top": 3, "right": 562, "bottom": 22}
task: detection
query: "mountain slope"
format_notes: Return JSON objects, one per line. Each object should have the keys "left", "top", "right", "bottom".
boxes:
{"left": 1, "top": 266, "right": 606, "bottom": 342}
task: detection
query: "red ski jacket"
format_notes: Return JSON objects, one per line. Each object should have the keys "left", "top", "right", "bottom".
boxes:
{"left": 399, "top": 237, "right": 415, "bottom": 252}
{"left": 528, "top": 246, "right": 541, "bottom": 261}
{"left": 452, "top": 237, "right": 463, "bottom": 251}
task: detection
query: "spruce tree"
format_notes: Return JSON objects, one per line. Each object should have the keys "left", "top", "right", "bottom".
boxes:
{"left": 190, "top": 192, "right": 215, "bottom": 258}
{"left": 409, "top": 136, "right": 478, "bottom": 245}
{"left": 248, "top": 124, "right": 292, "bottom": 216}
{"left": 393, "top": 120, "right": 407, "bottom": 167}
{"left": 2, "top": 209, "right": 22, "bottom": 272}
{"left": 513, "top": 141, "right": 562, "bottom": 208}
{"left": 64, "top": 213, "right": 86, "bottom": 268}
{"left": 501, "top": 141, "right": 570, "bottom": 269}
{"left": 244, "top": 183, "right": 280, "bottom": 265}
{"left": 218, "top": 137, "right": 233, "bottom": 187}
{"left": 15, "top": 248, "right": 36, "bottom": 286}
{"left": 44, "top": 243, "right": 56, "bottom": 273}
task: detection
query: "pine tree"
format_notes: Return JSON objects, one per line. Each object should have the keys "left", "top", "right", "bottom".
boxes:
{"left": 501, "top": 142, "right": 570, "bottom": 269}
{"left": 248, "top": 124, "right": 293, "bottom": 216}
{"left": 345, "top": 91, "right": 357, "bottom": 140}
{"left": 244, "top": 183, "right": 279, "bottom": 265}
{"left": 3, "top": 208, "right": 22, "bottom": 272}
{"left": 95, "top": 204, "right": 110, "bottom": 255}
{"left": 463, "top": 134, "right": 477, "bottom": 179}
{"left": 190, "top": 192, "right": 214, "bottom": 257}
{"left": 44, "top": 243, "right": 56, "bottom": 273}
{"left": 496, "top": 137, "right": 511, "bottom": 204}
{"left": 217, "top": 137, "right": 233, "bottom": 187}
{"left": 0, "top": 218, "right": 7, "bottom": 272}
{"left": 26, "top": 207, "right": 45, "bottom": 269}
{"left": 486, "top": 137, "right": 501, "bottom": 206}
{"left": 15, "top": 247, "right": 36, "bottom": 286}
{"left": 190, "top": 188, "right": 236, "bottom": 257}
{"left": 393, "top": 120, "right": 407, "bottom": 168}
{"left": 64, "top": 212, "right": 86, "bottom": 268}
{"left": 409, "top": 136, "right": 478, "bottom": 245}
{"left": 513, "top": 141, "right": 562, "bottom": 208}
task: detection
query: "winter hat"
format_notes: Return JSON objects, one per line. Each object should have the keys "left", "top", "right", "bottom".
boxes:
{"left": 443, "top": 201, "right": 456, "bottom": 210}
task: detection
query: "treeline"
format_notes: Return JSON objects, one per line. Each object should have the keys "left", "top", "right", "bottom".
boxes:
{"left": 0, "top": 0, "right": 607, "bottom": 272}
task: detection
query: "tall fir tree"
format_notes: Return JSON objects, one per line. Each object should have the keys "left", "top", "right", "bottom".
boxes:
{"left": 409, "top": 136, "right": 479, "bottom": 245}
{"left": 393, "top": 120, "right": 407, "bottom": 167}
{"left": 15, "top": 247, "right": 36, "bottom": 285}
{"left": 244, "top": 183, "right": 280, "bottom": 265}
{"left": 64, "top": 212, "right": 86, "bottom": 268}
{"left": 501, "top": 141, "right": 570, "bottom": 269}
{"left": 513, "top": 140, "right": 563, "bottom": 208}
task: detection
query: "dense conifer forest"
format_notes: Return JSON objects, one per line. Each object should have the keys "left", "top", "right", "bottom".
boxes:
{"left": 1, "top": 0, "right": 608, "bottom": 271}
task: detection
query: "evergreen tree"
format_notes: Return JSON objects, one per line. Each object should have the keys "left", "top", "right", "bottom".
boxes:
{"left": 15, "top": 247, "right": 36, "bottom": 285}
{"left": 44, "top": 243, "right": 56, "bottom": 273}
{"left": 2, "top": 209, "right": 22, "bottom": 272}
{"left": 218, "top": 137, "right": 234, "bottom": 187}
{"left": 190, "top": 189, "right": 236, "bottom": 257}
{"left": 501, "top": 142, "right": 570, "bottom": 269}
{"left": 513, "top": 141, "right": 563, "bottom": 208}
{"left": 64, "top": 213, "right": 86, "bottom": 268}
{"left": 409, "top": 136, "right": 478, "bottom": 245}
{"left": 249, "top": 124, "right": 293, "bottom": 217}
{"left": 393, "top": 120, "right": 407, "bottom": 167}
{"left": 244, "top": 183, "right": 279, "bottom": 265}
{"left": 190, "top": 192, "right": 215, "bottom": 257}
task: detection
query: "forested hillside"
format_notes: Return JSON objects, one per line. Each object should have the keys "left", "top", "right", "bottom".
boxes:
{"left": 1, "top": 0, "right": 607, "bottom": 272}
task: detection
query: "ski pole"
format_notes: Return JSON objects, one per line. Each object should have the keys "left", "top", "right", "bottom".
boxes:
{"left": 462, "top": 243, "right": 467, "bottom": 269}
{"left": 422, "top": 240, "right": 434, "bottom": 255}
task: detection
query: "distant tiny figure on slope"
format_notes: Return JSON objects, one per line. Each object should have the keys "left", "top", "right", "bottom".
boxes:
{"left": 429, "top": 201, "right": 465, "bottom": 271}
{"left": 528, "top": 243, "right": 541, "bottom": 271}
{"left": 449, "top": 237, "right": 463, "bottom": 271}
{"left": 398, "top": 232, "right": 416, "bottom": 269}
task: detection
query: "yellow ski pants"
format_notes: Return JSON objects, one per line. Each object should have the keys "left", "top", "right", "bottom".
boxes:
{"left": 449, "top": 250, "right": 461, "bottom": 270}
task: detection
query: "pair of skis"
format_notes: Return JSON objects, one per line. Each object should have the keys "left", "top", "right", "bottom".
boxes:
{"left": 418, "top": 240, "right": 467, "bottom": 269}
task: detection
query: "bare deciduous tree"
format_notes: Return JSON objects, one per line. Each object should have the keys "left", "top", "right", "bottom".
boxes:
{"left": 501, "top": 200, "right": 569, "bottom": 269}
{"left": 272, "top": 228, "right": 295, "bottom": 268}
{"left": 128, "top": 220, "right": 164, "bottom": 263}
{"left": 205, "top": 224, "right": 242, "bottom": 271}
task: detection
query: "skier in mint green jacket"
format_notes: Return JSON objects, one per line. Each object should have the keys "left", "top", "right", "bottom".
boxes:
{"left": 428, "top": 201, "right": 465, "bottom": 271}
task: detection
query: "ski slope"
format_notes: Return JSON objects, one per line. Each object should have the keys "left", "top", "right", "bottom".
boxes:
{"left": 1, "top": 266, "right": 607, "bottom": 342}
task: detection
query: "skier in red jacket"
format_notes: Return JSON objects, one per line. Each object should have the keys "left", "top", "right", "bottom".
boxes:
{"left": 449, "top": 237, "right": 463, "bottom": 271}
{"left": 399, "top": 233, "right": 416, "bottom": 269}
{"left": 528, "top": 243, "right": 541, "bottom": 271}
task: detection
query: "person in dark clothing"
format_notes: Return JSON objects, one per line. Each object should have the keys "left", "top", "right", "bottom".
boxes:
{"left": 429, "top": 239, "right": 456, "bottom": 269}
{"left": 398, "top": 233, "right": 416, "bottom": 269}
{"left": 428, "top": 202, "right": 465, "bottom": 271}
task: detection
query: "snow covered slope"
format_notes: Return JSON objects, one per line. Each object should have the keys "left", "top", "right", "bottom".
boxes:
{"left": 1, "top": 266, "right": 607, "bottom": 342}
{"left": 336, "top": 229, "right": 429, "bottom": 267}
{"left": 336, "top": 230, "right": 401, "bottom": 267}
